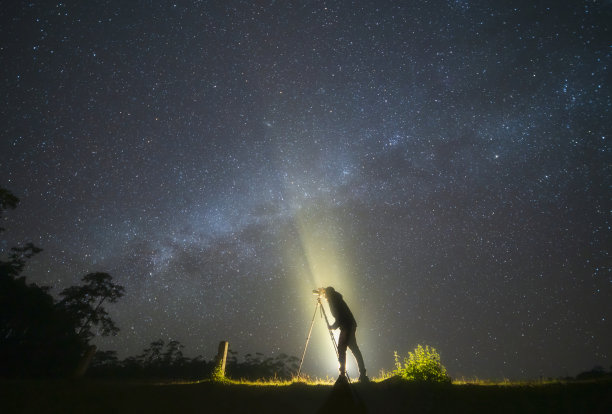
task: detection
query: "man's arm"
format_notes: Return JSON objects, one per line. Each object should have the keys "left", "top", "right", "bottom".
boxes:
{"left": 328, "top": 320, "right": 339, "bottom": 330}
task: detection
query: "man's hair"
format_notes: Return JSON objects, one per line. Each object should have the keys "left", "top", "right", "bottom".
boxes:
{"left": 325, "top": 286, "right": 336, "bottom": 295}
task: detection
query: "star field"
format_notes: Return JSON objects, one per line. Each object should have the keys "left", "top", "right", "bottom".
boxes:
{"left": 1, "top": 1, "right": 610, "bottom": 379}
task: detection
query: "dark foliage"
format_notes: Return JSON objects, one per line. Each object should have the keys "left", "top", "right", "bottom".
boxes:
{"left": 0, "top": 187, "right": 19, "bottom": 233}
{"left": 88, "top": 339, "right": 299, "bottom": 381}
{"left": 89, "top": 339, "right": 214, "bottom": 380}
{"left": 0, "top": 243, "right": 42, "bottom": 280}
{"left": 58, "top": 272, "right": 125, "bottom": 340}
{"left": 0, "top": 187, "right": 123, "bottom": 378}
{"left": 225, "top": 349, "right": 300, "bottom": 380}
{"left": 0, "top": 273, "right": 85, "bottom": 377}
{"left": 0, "top": 188, "right": 84, "bottom": 377}
{"left": 576, "top": 366, "right": 612, "bottom": 381}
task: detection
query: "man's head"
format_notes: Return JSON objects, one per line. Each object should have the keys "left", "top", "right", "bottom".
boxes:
{"left": 325, "top": 286, "right": 336, "bottom": 296}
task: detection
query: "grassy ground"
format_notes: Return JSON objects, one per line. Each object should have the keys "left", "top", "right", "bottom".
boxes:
{"left": 2, "top": 377, "right": 611, "bottom": 413}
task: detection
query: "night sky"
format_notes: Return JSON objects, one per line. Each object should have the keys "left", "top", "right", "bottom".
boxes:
{"left": 1, "top": 0, "right": 610, "bottom": 380}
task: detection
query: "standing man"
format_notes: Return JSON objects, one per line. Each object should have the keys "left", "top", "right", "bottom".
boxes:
{"left": 323, "top": 286, "right": 368, "bottom": 382}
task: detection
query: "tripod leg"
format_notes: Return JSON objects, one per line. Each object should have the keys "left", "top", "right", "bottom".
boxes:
{"left": 297, "top": 301, "right": 319, "bottom": 378}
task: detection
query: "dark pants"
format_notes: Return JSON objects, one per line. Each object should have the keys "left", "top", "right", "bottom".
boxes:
{"left": 337, "top": 325, "right": 366, "bottom": 376}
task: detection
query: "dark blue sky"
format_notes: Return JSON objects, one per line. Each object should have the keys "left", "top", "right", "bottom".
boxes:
{"left": 1, "top": 0, "right": 610, "bottom": 379}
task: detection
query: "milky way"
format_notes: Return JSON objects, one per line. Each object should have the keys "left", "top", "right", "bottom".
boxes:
{"left": 1, "top": 1, "right": 610, "bottom": 379}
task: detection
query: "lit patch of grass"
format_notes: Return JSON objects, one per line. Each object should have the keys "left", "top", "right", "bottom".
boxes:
{"left": 96, "top": 375, "right": 589, "bottom": 390}
{"left": 221, "top": 373, "right": 398, "bottom": 386}
{"left": 206, "top": 372, "right": 400, "bottom": 386}
{"left": 175, "top": 374, "right": 340, "bottom": 387}
{"left": 229, "top": 377, "right": 296, "bottom": 386}
{"left": 231, "top": 375, "right": 337, "bottom": 386}
{"left": 373, "top": 368, "right": 394, "bottom": 382}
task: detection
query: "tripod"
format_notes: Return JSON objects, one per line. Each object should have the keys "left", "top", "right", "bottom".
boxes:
{"left": 297, "top": 294, "right": 351, "bottom": 383}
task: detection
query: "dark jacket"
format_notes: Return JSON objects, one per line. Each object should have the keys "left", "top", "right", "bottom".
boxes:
{"left": 327, "top": 290, "right": 357, "bottom": 330}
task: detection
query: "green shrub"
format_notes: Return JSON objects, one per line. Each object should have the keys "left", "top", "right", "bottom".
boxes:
{"left": 393, "top": 345, "right": 451, "bottom": 383}
{"left": 211, "top": 361, "right": 229, "bottom": 383}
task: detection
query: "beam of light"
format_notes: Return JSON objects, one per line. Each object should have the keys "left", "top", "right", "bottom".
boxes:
{"left": 285, "top": 199, "right": 363, "bottom": 379}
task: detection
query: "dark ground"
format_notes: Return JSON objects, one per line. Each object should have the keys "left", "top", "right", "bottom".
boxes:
{"left": 1, "top": 378, "right": 611, "bottom": 413}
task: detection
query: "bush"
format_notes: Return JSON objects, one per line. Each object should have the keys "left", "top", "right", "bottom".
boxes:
{"left": 393, "top": 345, "right": 451, "bottom": 383}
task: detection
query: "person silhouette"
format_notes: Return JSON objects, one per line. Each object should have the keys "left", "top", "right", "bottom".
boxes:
{"left": 323, "top": 286, "right": 368, "bottom": 383}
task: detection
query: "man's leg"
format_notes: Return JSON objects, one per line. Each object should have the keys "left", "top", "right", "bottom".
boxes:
{"left": 337, "top": 328, "right": 349, "bottom": 376}
{"left": 347, "top": 328, "right": 367, "bottom": 378}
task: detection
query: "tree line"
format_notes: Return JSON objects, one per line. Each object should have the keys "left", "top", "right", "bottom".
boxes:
{"left": 90, "top": 339, "right": 299, "bottom": 381}
{"left": 0, "top": 188, "right": 124, "bottom": 377}
{"left": 1, "top": 187, "right": 299, "bottom": 380}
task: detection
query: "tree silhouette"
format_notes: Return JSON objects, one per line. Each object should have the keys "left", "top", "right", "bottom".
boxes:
{"left": 91, "top": 350, "right": 119, "bottom": 367}
{"left": 58, "top": 272, "right": 125, "bottom": 340}
{"left": 139, "top": 339, "right": 166, "bottom": 366}
{"left": 0, "top": 187, "right": 84, "bottom": 377}
{"left": 163, "top": 340, "right": 186, "bottom": 365}
{"left": 0, "top": 274, "right": 83, "bottom": 377}
{"left": 0, "top": 188, "right": 42, "bottom": 279}
{"left": 0, "top": 187, "right": 19, "bottom": 233}
{"left": 0, "top": 243, "right": 43, "bottom": 279}
{"left": 87, "top": 339, "right": 299, "bottom": 381}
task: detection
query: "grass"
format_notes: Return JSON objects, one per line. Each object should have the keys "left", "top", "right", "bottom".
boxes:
{"left": 201, "top": 371, "right": 393, "bottom": 386}
{"left": 203, "top": 371, "right": 563, "bottom": 387}
{"left": 453, "top": 377, "right": 564, "bottom": 386}
{"left": 1, "top": 376, "right": 610, "bottom": 413}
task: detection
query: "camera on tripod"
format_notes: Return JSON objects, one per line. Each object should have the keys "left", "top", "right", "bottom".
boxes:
{"left": 312, "top": 288, "right": 325, "bottom": 297}
{"left": 298, "top": 286, "right": 343, "bottom": 379}
{"left": 312, "top": 287, "right": 326, "bottom": 296}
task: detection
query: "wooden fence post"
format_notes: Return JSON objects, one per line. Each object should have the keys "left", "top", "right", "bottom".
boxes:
{"left": 215, "top": 340, "right": 229, "bottom": 377}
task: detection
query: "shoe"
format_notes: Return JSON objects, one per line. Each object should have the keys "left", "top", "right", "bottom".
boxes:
{"left": 359, "top": 374, "right": 370, "bottom": 383}
{"left": 335, "top": 374, "right": 349, "bottom": 385}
